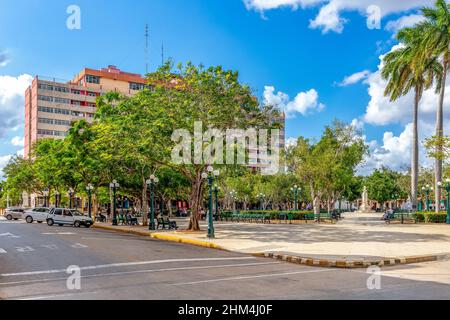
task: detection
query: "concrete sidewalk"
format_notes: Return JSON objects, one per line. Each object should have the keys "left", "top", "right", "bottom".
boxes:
{"left": 93, "top": 213, "right": 450, "bottom": 268}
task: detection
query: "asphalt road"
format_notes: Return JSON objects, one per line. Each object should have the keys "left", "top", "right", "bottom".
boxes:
{"left": 1, "top": 218, "right": 449, "bottom": 300}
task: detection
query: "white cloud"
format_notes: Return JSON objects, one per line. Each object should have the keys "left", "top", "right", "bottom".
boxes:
{"left": 385, "top": 14, "right": 426, "bottom": 34}
{"left": 0, "top": 74, "right": 33, "bottom": 139}
{"left": 338, "top": 70, "right": 370, "bottom": 87}
{"left": 286, "top": 137, "right": 298, "bottom": 148}
{"left": 264, "top": 85, "right": 325, "bottom": 118}
{"left": 11, "top": 136, "right": 24, "bottom": 147}
{"left": 362, "top": 43, "right": 450, "bottom": 128}
{"left": 0, "top": 50, "right": 10, "bottom": 67}
{"left": 243, "top": 0, "right": 433, "bottom": 33}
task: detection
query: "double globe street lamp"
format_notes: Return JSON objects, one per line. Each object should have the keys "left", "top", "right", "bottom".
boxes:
{"left": 202, "top": 166, "right": 220, "bottom": 239}
{"left": 290, "top": 185, "right": 301, "bottom": 211}
{"left": 258, "top": 193, "right": 266, "bottom": 211}
{"left": 437, "top": 179, "right": 450, "bottom": 224}
{"left": 213, "top": 185, "right": 221, "bottom": 221}
{"left": 86, "top": 183, "right": 94, "bottom": 218}
{"left": 68, "top": 188, "right": 75, "bottom": 209}
{"left": 43, "top": 188, "right": 49, "bottom": 207}
{"left": 146, "top": 175, "right": 159, "bottom": 231}
{"left": 422, "top": 185, "right": 433, "bottom": 212}
{"left": 110, "top": 180, "right": 120, "bottom": 226}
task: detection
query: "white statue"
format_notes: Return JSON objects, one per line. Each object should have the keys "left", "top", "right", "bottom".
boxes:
{"left": 358, "top": 186, "right": 375, "bottom": 213}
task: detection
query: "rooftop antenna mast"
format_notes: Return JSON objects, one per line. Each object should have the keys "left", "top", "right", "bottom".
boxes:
{"left": 145, "top": 24, "right": 149, "bottom": 74}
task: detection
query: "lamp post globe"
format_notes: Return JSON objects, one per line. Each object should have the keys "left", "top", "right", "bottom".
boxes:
{"left": 110, "top": 181, "right": 119, "bottom": 226}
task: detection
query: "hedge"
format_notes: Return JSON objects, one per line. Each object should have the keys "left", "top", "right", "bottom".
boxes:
{"left": 413, "top": 212, "right": 448, "bottom": 223}
{"left": 218, "top": 210, "right": 342, "bottom": 220}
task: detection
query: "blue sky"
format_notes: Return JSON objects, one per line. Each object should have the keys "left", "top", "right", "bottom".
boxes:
{"left": 0, "top": 0, "right": 444, "bottom": 175}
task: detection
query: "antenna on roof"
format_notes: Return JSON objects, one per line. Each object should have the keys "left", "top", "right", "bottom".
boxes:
{"left": 145, "top": 24, "right": 149, "bottom": 74}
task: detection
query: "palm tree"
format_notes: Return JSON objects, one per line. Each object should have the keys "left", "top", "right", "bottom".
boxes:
{"left": 382, "top": 27, "right": 442, "bottom": 211}
{"left": 420, "top": 0, "right": 450, "bottom": 212}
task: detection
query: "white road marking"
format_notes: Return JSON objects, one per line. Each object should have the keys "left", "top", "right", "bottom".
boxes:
{"left": 16, "top": 246, "right": 35, "bottom": 253}
{"left": 41, "top": 244, "right": 58, "bottom": 250}
{"left": 1, "top": 257, "right": 256, "bottom": 277}
{"left": 17, "top": 291, "right": 98, "bottom": 301}
{"left": 42, "top": 232, "right": 76, "bottom": 235}
{"left": 70, "top": 243, "right": 88, "bottom": 248}
{"left": 172, "top": 269, "right": 332, "bottom": 286}
{"left": 0, "top": 232, "right": 21, "bottom": 238}
{"left": 0, "top": 262, "right": 282, "bottom": 286}
{"left": 0, "top": 248, "right": 7, "bottom": 254}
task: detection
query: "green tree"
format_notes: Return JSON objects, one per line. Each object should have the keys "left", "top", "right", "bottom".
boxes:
{"left": 365, "top": 168, "right": 403, "bottom": 209}
{"left": 382, "top": 25, "right": 442, "bottom": 211}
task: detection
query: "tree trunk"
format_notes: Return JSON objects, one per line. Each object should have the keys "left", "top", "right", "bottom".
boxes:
{"left": 435, "top": 63, "right": 447, "bottom": 213}
{"left": 411, "top": 88, "right": 420, "bottom": 211}
{"left": 188, "top": 173, "right": 203, "bottom": 231}
{"left": 166, "top": 199, "right": 172, "bottom": 217}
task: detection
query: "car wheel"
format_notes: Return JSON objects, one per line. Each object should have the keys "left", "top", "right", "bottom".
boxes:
{"left": 6, "top": 215, "right": 13, "bottom": 221}
{"left": 74, "top": 221, "right": 81, "bottom": 228}
{"left": 26, "top": 216, "right": 33, "bottom": 224}
{"left": 47, "top": 219, "right": 54, "bottom": 226}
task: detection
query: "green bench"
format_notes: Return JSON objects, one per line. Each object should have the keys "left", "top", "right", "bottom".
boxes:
{"left": 157, "top": 216, "right": 178, "bottom": 230}
{"left": 386, "top": 212, "right": 417, "bottom": 224}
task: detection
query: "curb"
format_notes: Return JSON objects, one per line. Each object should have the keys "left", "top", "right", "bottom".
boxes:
{"left": 92, "top": 224, "right": 225, "bottom": 251}
{"left": 253, "top": 252, "right": 450, "bottom": 269}
{"left": 92, "top": 224, "right": 450, "bottom": 269}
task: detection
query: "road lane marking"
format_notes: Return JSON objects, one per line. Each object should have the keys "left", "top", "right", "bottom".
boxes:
{"left": 16, "top": 246, "right": 35, "bottom": 253}
{"left": 172, "top": 269, "right": 332, "bottom": 286}
{"left": 41, "top": 245, "right": 59, "bottom": 250}
{"left": 70, "top": 243, "right": 88, "bottom": 248}
{"left": 0, "top": 232, "right": 20, "bottom": 238}
{"left": 0, "top": 262, "right": 282, "bottom": 286}
{"left": 16, "top": 291, "right": 98, "bottom": 301}
{"left": 0, "top": 257, "right": 257, "bottom": 277}
{"left": 42, "top": 232, "right": 76, "bottom": 235}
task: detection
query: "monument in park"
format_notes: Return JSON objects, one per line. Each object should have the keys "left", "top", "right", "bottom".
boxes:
{"left": 358, "top": 186, "right": 375, "bottom": 213}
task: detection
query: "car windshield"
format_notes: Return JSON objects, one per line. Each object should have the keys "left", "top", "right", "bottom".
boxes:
{"left": 70, "top": 210, "right": 84, "bottom": 216}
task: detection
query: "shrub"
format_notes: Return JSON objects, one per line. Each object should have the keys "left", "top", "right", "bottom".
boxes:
{"left": 413, "top": 212, "right": 447, "bottom": 223}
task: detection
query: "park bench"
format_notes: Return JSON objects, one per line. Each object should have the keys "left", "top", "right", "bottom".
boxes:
{"left": 118, "top": 214, "right": 126, "bottom": 225}
{"left": 386, "top": 212, "right": 417, "bottom": 224}
{"left": 157, "top": 216, "right": 178, "bottom": 230}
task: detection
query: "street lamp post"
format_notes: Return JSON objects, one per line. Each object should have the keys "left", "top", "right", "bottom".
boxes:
{"left": 290, "top": 185, "right": 301, "bottom": 211}
{"left": 109, "top": 180, "right": 119, "bottom": 226}
{"left": 146, "top": 175, "right": 159, "bottom": 231}
{"left": 214, "top": 185, "right": 220, "bottom": 221}
{"left": 444, "top": 179, "right": 450, "bottom": 225}
{"left": 68, "top": 188, "right": 74, "bottom": 209}
{"left": 54, "top": 191, "right": 60, "bottom": 207}
{"left": 202, "top": 166, "right": 219, "bottom": 239}
{"left": 422, "top": 185, "right": 433, "bottom": 212}
{"left": 43, "top": 188, "right": 49, "bottom": 207}
{"left": 230, "top": 190, "right": 237, "bottom": 214}
{"left": 258, "top": 193, "right": 266, "bottom": 211}
{"left": 86, "top": 184, "right": 94, "bottom": 218}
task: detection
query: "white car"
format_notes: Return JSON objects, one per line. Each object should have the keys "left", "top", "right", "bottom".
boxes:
{"left": 47, "top": 208, "right": 94, "bottom": 228}
{"left": 23, "top": 207, "right": 50, "bottom": 224}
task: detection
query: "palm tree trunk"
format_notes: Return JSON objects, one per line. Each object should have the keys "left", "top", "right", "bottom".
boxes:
{"left": 435, "top": 63, "right": 447, "bottom": 213}
{"left": 411, "top": 88, "right": 420, "bottom": 211}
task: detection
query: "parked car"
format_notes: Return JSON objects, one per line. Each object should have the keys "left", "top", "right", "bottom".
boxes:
{"left": 4, "top": 207, "right": 25, "bottom": 221}
{"left": 23, "top": 207, "right": 50, "bottom": 223}
{"left": 47, "top": 208, "right": 94, "bottom": 228}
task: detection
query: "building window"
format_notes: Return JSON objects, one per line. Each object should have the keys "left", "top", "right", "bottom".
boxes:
{"left": 54, "top": 86, "right": 69, "bottom": 93}
{"left": 71, "top": 90, "right": 81, "bottom": 95}
{"left": 38, "top": 106, "right": 71, "bottom": 115}
{"left": 38, "top": 84, "right": 54, "bottom": 91}
{"left": 38, "top": 95, "right": 53, "bottom": 102}
{"left": 54, "top": 97, "right": 71, "bottom": 104}
{"left": 87, "top": 91, "right": 97, "bottom": 97}
{"left": 85, "top": 75, "right": 100, "bottom": 84}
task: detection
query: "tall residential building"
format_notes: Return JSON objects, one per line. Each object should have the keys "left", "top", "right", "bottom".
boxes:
{"left": 24, "top": 65, "right": 147, "bottom": 158}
